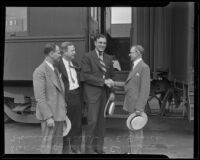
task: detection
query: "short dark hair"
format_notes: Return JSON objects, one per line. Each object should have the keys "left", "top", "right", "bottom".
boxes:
{"left": 94, "top": 34, "right": 107, "bottom": 41}
{"left": 60, "top": 41, "right": 74, "bottom": 52}
{"left": 44, "top": 43, "right": 56, "bottom": 55}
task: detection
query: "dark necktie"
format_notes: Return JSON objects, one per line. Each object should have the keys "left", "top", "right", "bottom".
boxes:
{"left": 99, "top": 52, "right": 107, "bottom": 74}
{"left": 54, "top": 66, "right": 63, "bottom": 92}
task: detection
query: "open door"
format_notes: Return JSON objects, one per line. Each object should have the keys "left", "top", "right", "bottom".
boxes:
{"left": 104, "top": 7, "right": 132, "bottom": 71}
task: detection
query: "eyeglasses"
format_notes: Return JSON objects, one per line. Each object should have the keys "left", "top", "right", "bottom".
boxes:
{"left": 129, "top": 51, "right": 137, "bottom": 54}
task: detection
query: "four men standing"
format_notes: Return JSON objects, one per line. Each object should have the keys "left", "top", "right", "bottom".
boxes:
{"left": 33, "top": 35, "right": 150, "bottom": 154}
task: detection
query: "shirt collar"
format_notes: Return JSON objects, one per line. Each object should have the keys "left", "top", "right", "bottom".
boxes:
{"left": 133, "top": 58, "right": 142, "bottom": 67}
{"left": 95, "top": 49, "right": 103, "bottom": 58}
{"left": 45, "top": 60, "right": 54, "bottom": 71}
{"left": 62, "top": 57, "right": 73, "bottom": 66}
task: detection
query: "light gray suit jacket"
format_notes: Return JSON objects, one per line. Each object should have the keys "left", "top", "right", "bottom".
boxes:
{"left": 33, "top": 61, "right": 67, "bottom": 121}
{"left": 123, "top": 60, "right": 150, "bottom": 113}
{"left": 115, "top": 60, "right": 150, "bottom": 113}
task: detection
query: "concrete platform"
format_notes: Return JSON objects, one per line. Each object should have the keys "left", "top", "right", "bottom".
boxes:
{"left": 104, "top": 116, "right": 194, "bottom": 158}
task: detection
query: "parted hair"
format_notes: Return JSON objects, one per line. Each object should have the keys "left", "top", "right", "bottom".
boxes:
{"left": 94, "top": 34, "right": 107, "bottom": 41}
{"left": 44, "top": 43, "right": 56, "bottom": 55}
{"left": 133, "top": 45, "right": 144, "bottom": 54}
{"left": 60, "top": 41, "right": 74, "bottom": 52}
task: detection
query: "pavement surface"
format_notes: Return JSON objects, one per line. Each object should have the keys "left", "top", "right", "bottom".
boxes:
{"left": 4, "top": 115, "right": 194, "bottom": 158}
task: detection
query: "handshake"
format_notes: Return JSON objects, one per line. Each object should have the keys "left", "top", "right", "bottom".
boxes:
{"left": 104, "top": 79, "right": 125, "bottom": 88}
{"left": 104, "top": 79, "right": 115, "bottom": 88}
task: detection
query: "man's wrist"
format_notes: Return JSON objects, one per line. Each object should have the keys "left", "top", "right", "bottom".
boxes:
{"left": 46, "top": 116, "right": 53, "bottom": 121}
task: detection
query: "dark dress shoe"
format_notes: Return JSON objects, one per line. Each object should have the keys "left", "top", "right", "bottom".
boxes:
{"left": 85, "top": 148, "right": 97, "bottom": 154}
{"left": 94, "top": 149, "right": 105, "bottom": 154}
{"left": 71, "top": 148, "right": 81, "bottom": 154}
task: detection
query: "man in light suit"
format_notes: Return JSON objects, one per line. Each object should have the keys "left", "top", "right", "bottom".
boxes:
{"left": 114, "top": 45, "right": 150, "bottom": 154}
{"left": 58, "top": 42, "right": 83, "bottom": 154}
{"left": 33, "top": 43, "right": 66, "bottom": 154}
{"left": 81, "top": 34, "right": 115, "bottom": 154}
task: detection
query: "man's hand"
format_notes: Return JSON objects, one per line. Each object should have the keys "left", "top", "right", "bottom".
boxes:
{"left": 135, "top": 110, "right": 142, "bottom": 116}
{"left": 104, "top": 79, "right": 114, "bottom": 88}
{"left": 46, "top": 117, "right": 55, "bottom": 127}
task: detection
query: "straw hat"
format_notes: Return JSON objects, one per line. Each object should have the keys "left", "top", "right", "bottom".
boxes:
{"left": 63, "top": 116, "right": 71, "bottom": 136}
{"left": 126, "top": 111, "right": 148, "bottom": 131}
{"left": 104, "top": 100, "right": 115, "bottom": 117}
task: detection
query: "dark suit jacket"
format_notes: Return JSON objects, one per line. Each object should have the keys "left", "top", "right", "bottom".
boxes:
{"left": 123, "top": 60, "right": 150, "bottom": 113}
{"left": 33, "top": 61, "right": 66, "bottom": 121}
{"left": 58, "top": 58, "right": 81, "bottom": 102}
{"left": 81, "top": 50, "right": 115, "bottom": 103}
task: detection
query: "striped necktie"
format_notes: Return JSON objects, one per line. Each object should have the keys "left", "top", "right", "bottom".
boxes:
{"left": 99, "top": 52, "right": 107, "bottom": 74}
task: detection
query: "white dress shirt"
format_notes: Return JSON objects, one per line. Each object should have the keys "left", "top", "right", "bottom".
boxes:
{"left": 62, "top": 58, "right": 79, "bottom": 90}
{"left": 45, "top": 60, "right": 54, "bottom": 71}
{"left": 133, "top": 58, "right": 142, "bottom": 70}
{"left": 95, "top": 49, "right": 103, "bottom": 60}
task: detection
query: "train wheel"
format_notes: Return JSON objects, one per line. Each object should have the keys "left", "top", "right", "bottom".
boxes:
{"left": 159, "top": 88, "right": 173, "bottom": 116}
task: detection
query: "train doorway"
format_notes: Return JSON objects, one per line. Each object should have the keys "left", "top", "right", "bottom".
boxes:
{"left": 103, "top": 7, "right": 132, "bottom": 71}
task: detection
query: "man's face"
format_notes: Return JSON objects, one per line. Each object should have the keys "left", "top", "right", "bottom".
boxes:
{"left": 94, "top": 37, "right": 107, "bottom": 52}
{"left": 63, "top": 45, "right": 76, "bottom": 60}
{"left": 50, "top": 45, "right": 61, "bottom": 63}
{"left": 129, "top": 46, "right": 139, "bottom": 62}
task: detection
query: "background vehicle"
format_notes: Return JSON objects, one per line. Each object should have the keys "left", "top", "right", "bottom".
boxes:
{"left": 4, "top": 3, "right": 195, "bottom": 123}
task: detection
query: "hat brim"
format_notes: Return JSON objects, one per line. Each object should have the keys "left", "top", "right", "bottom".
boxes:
{"left": 63, "top": 116, "right": 71, "bottom": 136}
{"left": 126, "top": 112, "right": 148, "bottom": 131}
{"left": 104, "top": 100, "right": 115, "bottom": 117}
{"left": 108, "top": 102, "right": 115, "bottom": 115}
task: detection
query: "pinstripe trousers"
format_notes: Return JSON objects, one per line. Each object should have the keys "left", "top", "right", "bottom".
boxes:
{"left": 40, "top": 121, "right": 64, "bottom": 154}
{"left": 129, "top": 129, "right": 144, "bottom": 154}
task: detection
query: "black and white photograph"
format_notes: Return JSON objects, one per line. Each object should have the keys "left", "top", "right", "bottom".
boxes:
{"left": 3, "top": 2, "right": 198, "bottom": 158}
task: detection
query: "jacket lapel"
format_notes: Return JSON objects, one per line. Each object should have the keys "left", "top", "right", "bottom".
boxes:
{"left": 92, "top": 50, "right": 104, "bottom": 72}
{"left": 126, "top": 60, "right": 143, "bottom": 83}
{"left": 60, "top": 58, "right": 69, "bottom": 80}
{"left": 45, "top": 62, "right": 63, "bottom": 92}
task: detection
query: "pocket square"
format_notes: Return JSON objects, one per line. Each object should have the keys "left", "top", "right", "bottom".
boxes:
{"left": 136, "top": 73, "right": 140, "bottom": 76}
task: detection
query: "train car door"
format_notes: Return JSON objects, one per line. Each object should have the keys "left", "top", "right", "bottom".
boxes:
{"left": 88, "top": 7, "right": 101, "bottom": 51}
{"left": 103, "top": 7, "right": 132, "bottom": 71}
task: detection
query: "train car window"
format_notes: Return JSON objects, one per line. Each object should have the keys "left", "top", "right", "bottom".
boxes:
{"left": 5, "top": 7, "right": 28, "bottom": 37}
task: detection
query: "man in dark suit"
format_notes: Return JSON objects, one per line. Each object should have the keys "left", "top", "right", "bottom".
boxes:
{"left": 33, "top": 43, "right": 66, "bottom": 154}
{"left": 58, "top": 42, "right": 82, "bottom": 154}
{"left": 81, "top": 34, "right": 115, "bottom": 154}
{"left": 114, "top": 45, "right": 150, "bottom": 154}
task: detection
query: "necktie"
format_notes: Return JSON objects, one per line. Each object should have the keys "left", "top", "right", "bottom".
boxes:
{"left": 99, "top": 52, "right": 107, "bottom": 74}
{"left": 54, "top": 66, "right": 63, "bottom": 92}
{"left": 132, "top": 62, "right": 135, "bottom": 70}
{"left": 68, "top": 63, "right": 75, "bottom": 83}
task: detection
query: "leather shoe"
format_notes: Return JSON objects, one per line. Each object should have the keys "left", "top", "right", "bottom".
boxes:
{"left": 71, "top": 148, "right": 81, "bottom": 154}
{"left": 85, "top": 148, "right": 97, "bottom": 154}
{"left": 94, "top": 149, "right": 105, "bottom": 154}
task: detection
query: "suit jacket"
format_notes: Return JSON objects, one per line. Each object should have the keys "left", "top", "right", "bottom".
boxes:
{"left": 81, "top": 50, "right": 115, "bottom": 103}
{"left": 123, "top": 60, "right": 150, "bottom": 113}
{"left": 33, "top": 61, "right": 66, "bottom": 121}
{"left": 58, "top": 58, "right": 81, "bottom": 102}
